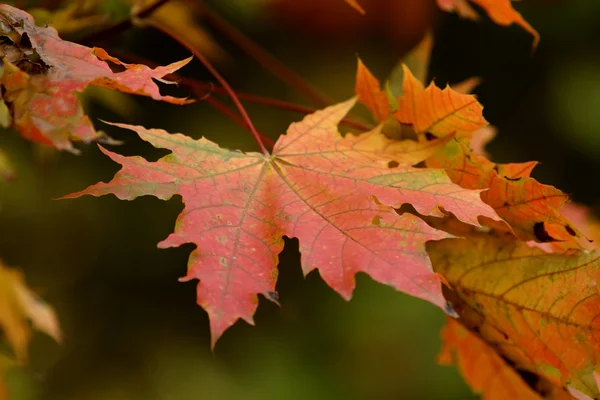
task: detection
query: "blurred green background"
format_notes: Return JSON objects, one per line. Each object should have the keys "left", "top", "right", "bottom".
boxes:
{"left": 1, "top": 0, "right": 599, "bottom": 398}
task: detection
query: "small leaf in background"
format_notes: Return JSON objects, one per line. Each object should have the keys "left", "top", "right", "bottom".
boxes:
{"left": 469, "top": 125, "right": 496, "bottom": 158}
{"left": 429, "top": 235, "right": 600, "bottom": 398}
{"left": 64, "top": 99, "right": 499, "bottom": 345}
{"left": 343, "top": 0, "right": 366, "bottom": 15}
{"left": 0, "top": 5, "right": 193, "bottom": 153}
{"left": 0, "top": 261, "right": 61, "bottom": 363}
{"left": 0, "top": 147, "right": 15, "bottom": 182}
{"left": 436, "top": 0, "right": 539, "bottom": 48}
{"left": 0, "top": 353, "right": 13, "bottom": 400}
{"left": 29, "top": 2, "right": 110, "bottom": 36}
{"left": 451, "top": 76, "right": 482, "bottom": 95}
{"left": 132, "top": 0, "right": 227, "bottom": 64}
{"left": 561, "top": 203, "right": 600, "bottom": 245}
{"left": 437, "top": 0, "right": 480, "bottom": 21}
{"left": 389, "top": 33, "right": 433, "bottom": 96}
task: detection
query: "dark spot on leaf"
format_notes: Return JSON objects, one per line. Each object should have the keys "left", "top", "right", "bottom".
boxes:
{"left": 500, "top": 354, "right": 516, "bottom": 368}
{"left": 371, "top": 215, "right": 381, "bottom": 226}
{"left": 425, "top": 132, "right": 437, "bottom": 141}
{"left": 493, "top": 165, "right": 499, "bottom": 173}
{"left": 17, "top": 57, "right": 49, "bottom": 74}
{"left": 387, "top": 160, "right": 399, "bottom": 168}
{"left": 504, "top": 175, "right": 522, "bottom": 181}
{"left": 499, "top": 355, "right": 548, "bottom": 395}
{"left": 533, "top": 222, "right": 555, "bottom": 243}
{"left": 503, "top": 202, "right": 509, "bottom": 207}
{"left": 515, "top": 368, "right": 542, "bottom": 394}
{"left": 267, "top": 291, "right": 279, "bottom": 302}
{"left": 565, "top": 224, "right": 576, "bottom": 236}
{"left": 19, "top": 32, "right": 31, "bottom": 48}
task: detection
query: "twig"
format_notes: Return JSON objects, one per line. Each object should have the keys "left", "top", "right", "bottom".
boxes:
{"left": 204, "top": 94, "right": 275, "bottom": 148}
{"left": 107, "top": 49, "right": 372, "bottom": 133}
{"left": 149, "top": 21, "right": 270, "bottom": 155}
{"left": 190, "top": 80, "right": 371, "bottom": 132}
{"left": 198, "top": 1, "right": 331, "bottom": 108}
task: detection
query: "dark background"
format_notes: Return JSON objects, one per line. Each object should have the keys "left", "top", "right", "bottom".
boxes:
{"left": 1, "top": 0, "right": 598, "bottom": 398}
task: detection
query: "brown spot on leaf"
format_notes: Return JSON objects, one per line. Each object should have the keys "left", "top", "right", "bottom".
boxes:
{"left": 504, "top": 176, "right": 522, "bottom": 182}
{"left": 425, "top": 132, "right": 437, "bottom": 141}
{"left": 533, "top": 222, "right": 555, "bottom": 243}
{"left": 387, "top": 160, "right": 399, "bottom": 168}
{"left": 267, "top": 291, "right": 279, "bottom": 302}
{"left": 19, "top": 32, "right": 31, "bottom": 48}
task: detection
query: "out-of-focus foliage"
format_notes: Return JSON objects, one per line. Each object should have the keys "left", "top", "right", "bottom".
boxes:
{"left": 2, "top": 0, "right": 600, "bottom": 399}
{"left": 0, "top": 261, "right": 61, "bottom": 399}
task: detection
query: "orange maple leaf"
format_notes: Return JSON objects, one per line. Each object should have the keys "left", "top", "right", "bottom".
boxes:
{"left": 0, "top": 261, "right": 61, "bottom": 363}
{"left": 0, "top": 5, "right": 192, "bottom": 153}
{"left": 63, "top": 99, "right": 500, "bottom": 346}
{"left": 394, "top": 65, "right": 488, "bottom": 139}
{"left": 355, "top": 58, "right": 390, "bottom": 122}
{"left": 429, "top": 235, "right": 600, "bottom": 398}
{"left": 426, "top": 138, "right": 590, "bottom": 247}
{"left": 437, "top": 0, "right": 539, "bottom": 48}
{"left": 344, "top": 0, "right": 366, "bottom": 14}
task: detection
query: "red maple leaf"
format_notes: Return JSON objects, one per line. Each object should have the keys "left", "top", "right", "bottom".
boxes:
{"left": 64, "top": 98, "right": 500, "bottom": 346}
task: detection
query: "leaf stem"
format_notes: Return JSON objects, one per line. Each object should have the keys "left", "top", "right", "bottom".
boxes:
{"left": 203, "top": 94, "right": 276, "bottom": 148}
{"left": 107, "top": 50, "right": 372, "bottom": 133}
{"left": 192, "top": 80, "right": 371, "bottom": 132}
{"left": 151, "top": 22, "right": 270, "bottom": 155}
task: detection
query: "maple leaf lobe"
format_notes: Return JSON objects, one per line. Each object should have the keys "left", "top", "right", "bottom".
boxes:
{"left": 395, "top": 65, "right": 488, "bottom": 138}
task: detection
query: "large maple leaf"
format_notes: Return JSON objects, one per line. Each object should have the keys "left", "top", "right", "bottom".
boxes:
{"left": 0, "top": 5, "right": 192, "bottom": 153}
{"left": 428, "top": 235, "right": 600, "bottom": 398}
{"left": 64, "top": 98, "right": 499, "bottom": 345}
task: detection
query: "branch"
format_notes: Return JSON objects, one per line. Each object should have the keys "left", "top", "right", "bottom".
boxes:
{"left": 107, "top": 50, "right": 372, "bottom": 133}
{"left": 198, "top": 1, "right": 331, "bottom": 108}
{"left": 149, "top": 21, "right": 270, "bottom": 155}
